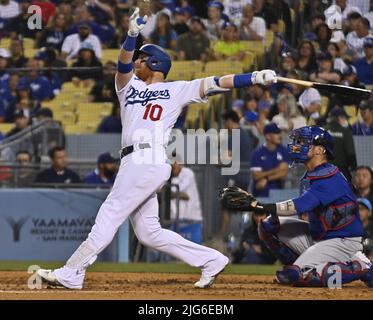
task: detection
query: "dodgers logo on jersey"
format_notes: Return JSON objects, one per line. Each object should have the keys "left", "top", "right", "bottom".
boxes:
{"left": 125, "top": 85, "right": 171, "bottom": 106}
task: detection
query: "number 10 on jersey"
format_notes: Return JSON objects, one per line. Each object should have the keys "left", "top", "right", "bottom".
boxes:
{"left": 143, "top": 103, "right": 163, "bottom": 121}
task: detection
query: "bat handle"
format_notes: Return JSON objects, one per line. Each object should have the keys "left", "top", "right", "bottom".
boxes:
{"left": 275, "top": 76, "right": 314, "bottom": 88}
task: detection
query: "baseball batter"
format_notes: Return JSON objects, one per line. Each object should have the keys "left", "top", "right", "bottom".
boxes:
{"left": 37, "top": 7, "right": 277, "bottom": 289}
{"left": 221, "top": 126, "right": 373, "bottom": 287}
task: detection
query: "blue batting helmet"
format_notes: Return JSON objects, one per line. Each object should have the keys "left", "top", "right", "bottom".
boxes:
{"left": 137, "top": 44, "right": 172, "bottom": 78}
{"left": 287, "top": 126, "right": 334, "bottom": 164}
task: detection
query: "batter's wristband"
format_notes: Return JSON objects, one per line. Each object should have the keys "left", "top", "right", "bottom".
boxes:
{"left": 233, "top": 73, "right": 253, "bottom": 88}
{"left": 117, "top": 60, "right": 134, "bottom": 74}
{"left": 122, "top": 34, "right": 137, "bottom": 51}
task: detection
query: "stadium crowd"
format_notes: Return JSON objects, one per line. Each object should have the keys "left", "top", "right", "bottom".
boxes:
{"left": 0, "top": 0, "right": 373, "bottom": 262}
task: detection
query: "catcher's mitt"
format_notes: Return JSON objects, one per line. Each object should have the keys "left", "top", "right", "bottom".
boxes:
{"left": 219, "top": 186, "right": 257, "bottom": 211}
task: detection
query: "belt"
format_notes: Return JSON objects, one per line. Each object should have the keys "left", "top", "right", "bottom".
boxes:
{"left": 120, "top": 143, "right": 151, "bottom": 159}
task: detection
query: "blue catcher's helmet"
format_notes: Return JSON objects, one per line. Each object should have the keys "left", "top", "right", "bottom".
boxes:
{"left": 137, "top": 44, "right": 172, "bottom": 78}
{"left": 287, "top": 126, "right": 334, "bottom": 164}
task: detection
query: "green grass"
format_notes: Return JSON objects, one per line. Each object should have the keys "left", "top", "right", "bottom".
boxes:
{"left": 0, "top": 261, "right": 278, "bottom": 275}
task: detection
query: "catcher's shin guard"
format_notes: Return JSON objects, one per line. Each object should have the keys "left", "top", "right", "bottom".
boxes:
{"left": 258, "top": 218, "right": 298, "bottom": 265}
{"left": 361, "top": 265, "right": 373, "bottom": 287}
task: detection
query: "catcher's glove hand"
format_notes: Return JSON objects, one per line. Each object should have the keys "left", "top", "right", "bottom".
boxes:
{"left": 219, "top": 186, "right": 257, "bottom": 211}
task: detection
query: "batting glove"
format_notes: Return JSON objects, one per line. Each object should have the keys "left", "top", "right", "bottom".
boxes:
{"left": 128, "top": 7, "right": 148, "bottom": 37}
{"left": 252, "top": 69, "right": 277, "bottom": 86}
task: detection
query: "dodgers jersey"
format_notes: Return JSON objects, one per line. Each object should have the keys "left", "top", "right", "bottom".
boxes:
{"left": 115, "top": 75, "right": 206, "bottom": 148}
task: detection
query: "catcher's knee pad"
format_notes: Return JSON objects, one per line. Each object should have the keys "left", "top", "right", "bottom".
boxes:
{"left": 258, "top": 219, "right": 297, "bottom": 265}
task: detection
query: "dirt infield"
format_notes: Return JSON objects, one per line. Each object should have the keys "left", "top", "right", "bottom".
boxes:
{"left": 0, "top": 271, "right": 372, "bottom": 300}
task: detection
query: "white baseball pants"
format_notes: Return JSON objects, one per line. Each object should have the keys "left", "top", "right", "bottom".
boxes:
{"left": 54, "top": 148, "right": 228, "bottom": 289}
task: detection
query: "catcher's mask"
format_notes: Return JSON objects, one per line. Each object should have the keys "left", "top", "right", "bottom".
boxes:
{"left": 287, "top": 126, "right": 334, "bottom": 165}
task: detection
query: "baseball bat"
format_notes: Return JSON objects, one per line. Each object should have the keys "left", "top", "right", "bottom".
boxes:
{"left": 276, "top": 76, "right": 372, "bottom": 100}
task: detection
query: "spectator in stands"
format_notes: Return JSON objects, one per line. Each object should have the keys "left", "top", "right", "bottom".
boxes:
{"left": 66, "top": 4, "right": 112, "bottom": 46}
{"left": 150, "top": 12, "right": 177, "bottom": 50}
{"left": 201, "top": 1, "right": 225, "bottom": 41}
{"left": 346, "top": 17, "right": 371, "bottom": 59}
{"left": 0, "top": 0, "right": 20, "bottom": 37}
{"left": 311, "top": 13, "right": 326, "bottom": 31}
{"left": 85, "top": 0, "right": 114, "bottom": 25}
{"left": 34, "top": 107, "right": 53, "bottom": 123}
{"left": 315, "top": 23, "right": 332, "bottom": 52}
{"left": 223, "top": 0, "right": 252, "bottom": 26}
{"left": 336, "top": 38, "right": 356, "bottom": 64}
{"left": 277, "top": 51, "right": 297, "bottom": 77}
{"left": 296, "top": 40, "right": 318, "bottom": 77}
{"left": 169, "top": 157, "right": 203, "bottom": 244}
{"left": 310, "top": 51, "right": 342, "bottom": 85}
{"left": 353, "top": 166, "right": 373, "bottom": 205}
{"left": 250, "top": 122, "right": 289, "bottom": 197}
{"left": 61, "top": 22, "right": 102, "bottom": 60}
{"left": 18, "top": 59, "right": 54, "bottom": 102}
{"left": 36, "top": 13, "right": 67, "bottom": 51}
{"left": 83, "top": 152, "right": 117, "bottom": 185}
{"left": 34, "top": 146, "right": 81, "bottom": 184}
{"left": 86, "top": 0, "right": 116, "bottom": 47}
{"left": 114, "top": 13, "right": 143, "bottom": 50}
{"left": 342, "top": 64, "right": 363, "bottom": 89}
{"left": 141, "top": 0, "right": 172, "bottom": 40}
{"left": 325, "top": 107, "right": 357, "bottom": 181}
{"left": 5, "top": 109, "right": 30, "bottom": 138}
{"left": 233, "top": 212, "right": 276, "bottom": 264}
{"left": 345, "top": 11, "right": 363, "bottom": 33}
{"left": 352, "top": 100, "right": 373, "bottom": 135}
{"left": 252, "top": 0, "right": 278, "bottom": 31}
{"left": 15, "top": 150, "right": 36, "bottom": 187}
{"left": 89, "top": 61, "right": 116, "bottom": 102}
{"left": 354, "top": 36, "right": 373, "bottom": 85}
{"left": 218, "top": 109, "right": 253, "bottom": 240}
{"left": 8, "top": 38, "right": 28, "bottom": 68}
{"left": 0, "top": 73, "right": 19, "bottom": 122}
{"left": 327, "top": 42, "right": 348, "bottom": 73}
{"left": 239, "top": 4, "right": 266, "bottom": 41}
{"left": 13, "top": 81, "right": 41, "bottom": 119}
{"left": 0, "top": 48, "right": 11, "bottom": 87}
{"left": 212, "top": 22, "right": 245, "bottom": 61}
{"left": 324, "top": 0, "right": 361, "bottom": 29}
{"left": 256, "top": 100, "right": 271, "bottom": 134}
{"left": 70, "top": 43, "right": 103, "bottom": 85}
{"left": 221, "top": 109, "right": 253, "bottom": 172}
{"left": 34, "top": 50, "right": 63, "bottom": 96}
{"left": 298, "top": 87, "right": 322, "bottom": 123}
{"left": 31, "top": 0, "right": 56, "bottom": 26}
{"left": 357, "top": 198, "right": 373, "bottom": 260}
{"left": 176, "top": 16, "right": 210, "bottom": 61}
{"left": 97, "top": 101, "right": 122, "bottom": 133}
{"left": 272, "top": 94, "right": 307, "bottom": 132}
{"left": 10, "top": 0, "right": 37, "bottom": 38}
{"left": 266, "top": 0, "right": 292, "bottom": 42}
{"left": 16, "top": 150, "right": 31, "bottom": 165}
{"left": 332, "top": 65, "right": 365, "bottom": 107}
{"left": 172, "top": 7, "right": 190, "bottom": 36}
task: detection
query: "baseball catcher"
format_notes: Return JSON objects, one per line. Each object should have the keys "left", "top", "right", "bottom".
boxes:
{"left": 220, "top": 126, "right": 373, "bottom": 287}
